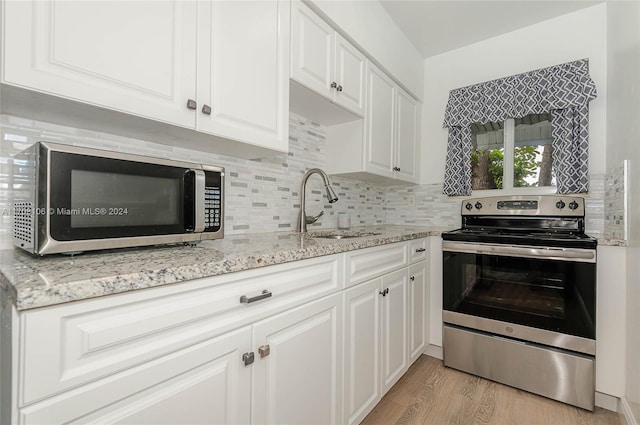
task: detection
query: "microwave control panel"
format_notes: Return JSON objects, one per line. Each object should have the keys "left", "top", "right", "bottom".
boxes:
{"left": 204, "top": 185, "right": 221, "bottom": 230}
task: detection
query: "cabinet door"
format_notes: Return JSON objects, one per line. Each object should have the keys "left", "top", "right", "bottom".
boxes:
{"left": 20, "top": 327, "right": 252, "bottom": 425}
{"left": 2, "top": 1, "right": 197, "bottom": 128}
{"left": 252, "top": 293, "right": 342, "bottom": 425}
{"left": 395, "top": 88, "right": 420, "bottom": 183}
{"left": 197, "top": 0, "right": 289, "bottom": 152}
{"left": 365, "top": 62, "right": 396, "bottom": 179}
{"left": 290, "top": 1, "right": 334, "bottom": 100}
{"left": 333, "top": 34, "right": 366, "bottom": 116}
{"left": 381, "top": 269, "right": 408, "bottom": 393}
{"left": 343, "top": 278, "right": 382, "bottom": 425}
{"left": 408, "top": 261, "right": 428, "bottom": 364}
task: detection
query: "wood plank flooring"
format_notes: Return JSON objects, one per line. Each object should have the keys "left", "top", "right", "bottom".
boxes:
{"left": 361, "top": 356, "right": 621, "bottom": 425}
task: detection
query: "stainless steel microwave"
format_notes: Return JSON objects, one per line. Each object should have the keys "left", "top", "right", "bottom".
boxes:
{"left": 13, "top": 142, "right": 224, "bottom": 255}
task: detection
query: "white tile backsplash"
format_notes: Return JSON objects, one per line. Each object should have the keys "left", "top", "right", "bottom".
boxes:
{"left": 0, "top": 112, "right": 610, "bottom": 250}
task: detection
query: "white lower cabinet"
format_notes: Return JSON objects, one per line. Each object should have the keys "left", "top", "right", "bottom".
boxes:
{"left": 408, "top": 261, "right": 428, "bottom": 364}
{"left": 343, "top": 240, "right": 429, "bottom": 425}
{"left": 252, "top": 293, "right": 342, "bottom": 425}
{"left": 343, "top": 278, "right": 382, "bottom": 425}
{"left": 381, "top": 269, "right": 409, "bottom": 393}
{"left": 343, "top": 269, "right": 412, "bottom": 425}
{"left": 11, "top": 240, "right": 430, "bottom": 425}
{"left": 20, "top": 327, "right": 253, "bottom": 424}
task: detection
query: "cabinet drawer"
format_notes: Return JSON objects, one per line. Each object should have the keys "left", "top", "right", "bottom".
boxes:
{"left": 345, "top": 242, "right": 408, "bottom": 288}
{"left": 20, "top": 254, "right": 343, "bottom": 405}
{"left": 408, "top": 239, "right": 427, "bottom": 263}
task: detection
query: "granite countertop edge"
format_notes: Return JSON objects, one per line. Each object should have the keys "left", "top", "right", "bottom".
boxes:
{"left": 0, "top": 226, "right": 445, "bottom": 312}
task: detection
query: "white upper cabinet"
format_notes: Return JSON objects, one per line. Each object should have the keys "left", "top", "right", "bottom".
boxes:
{"left": 365, "top": 63, "right": 397, "bottom": 180}
{"left": 326, "top": 61, "right": 420, "bottom": 185}
{"left": 1, "top": 0, "right": 289, "bottom": 157}
{"left": 333, "top": 33, "right": 366, "bottom": 116}
{"left": 395, "top": 87, "right": 420, "bottom": 183}
{"left": 291, "top": 1, "right": 365, "bottom": 117}
{"left": 365, "top": 62, "right": 419, "bottom": 184}
{"left": 196, "top": 0, "right": 289, "bottom": 151}
{"left": 2, "top": 0, "right": 198, "bottom": 128}
{"left": 290, "top": 2, "right": 334, "bottom": 100}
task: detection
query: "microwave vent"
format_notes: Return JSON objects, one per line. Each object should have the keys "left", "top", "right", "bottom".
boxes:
{"left": 13, "top": 202, "right": 34, "bottom": 247}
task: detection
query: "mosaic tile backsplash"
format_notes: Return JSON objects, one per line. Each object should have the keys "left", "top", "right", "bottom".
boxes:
{"left": 0, "top": 112, "right": 608, "bottom": 251}
{"left": 604, "top": 162, "right": 627, "bottom": 241}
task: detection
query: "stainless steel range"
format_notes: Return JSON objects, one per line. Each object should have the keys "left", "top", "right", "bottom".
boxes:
{"left": 441, "top": 195, "right": 597, "bottom": 411}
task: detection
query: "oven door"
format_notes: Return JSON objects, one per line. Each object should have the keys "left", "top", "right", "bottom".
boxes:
{"left": 442, "top": 241, "right": 596, "bottom": 355}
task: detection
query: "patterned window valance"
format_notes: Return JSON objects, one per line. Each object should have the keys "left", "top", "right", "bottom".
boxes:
{"left": 442, "top": 59, "right": 597, "bottom": 196}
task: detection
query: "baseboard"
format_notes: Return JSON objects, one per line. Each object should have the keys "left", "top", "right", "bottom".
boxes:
{"left": 620, "top": 397, "right": 639, "bottom": 425}
{"left": 595, "top": 392, "right": 619, "bottom": 412}
{"left": 424, "top": 344, "right": 443, "bottom": 360}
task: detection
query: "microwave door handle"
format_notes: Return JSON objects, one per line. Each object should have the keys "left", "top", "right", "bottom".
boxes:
{"left": 193, "top": 169, "right": 206, "bottom": 233}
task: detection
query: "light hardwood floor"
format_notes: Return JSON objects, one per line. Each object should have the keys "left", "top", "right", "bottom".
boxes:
{"left": 361, "top": 355, "right": 621, "bottom": 425}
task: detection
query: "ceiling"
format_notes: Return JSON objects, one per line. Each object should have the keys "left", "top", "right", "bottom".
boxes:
{"left": 379, "top": 0, "right": 603, "bottom": 58}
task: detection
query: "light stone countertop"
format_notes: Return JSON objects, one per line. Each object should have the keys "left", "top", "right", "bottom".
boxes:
{"left": 0, "top": 225, "right": 446, "bottom": 311}
{"left": 598, "top": 238, "right": 627, "bottom": 247}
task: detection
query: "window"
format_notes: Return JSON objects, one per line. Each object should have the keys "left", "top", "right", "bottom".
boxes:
{"left": 470, "top": 113, "right": 555, "bottom": 192}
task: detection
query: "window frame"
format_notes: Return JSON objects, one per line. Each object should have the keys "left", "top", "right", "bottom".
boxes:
{"left": 472, "top": 117, "right": 557, "bottom": 196}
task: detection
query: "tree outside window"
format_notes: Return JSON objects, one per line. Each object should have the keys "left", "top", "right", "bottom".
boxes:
{"left": 470, "top": 114, "right": 555, "bottom": 191}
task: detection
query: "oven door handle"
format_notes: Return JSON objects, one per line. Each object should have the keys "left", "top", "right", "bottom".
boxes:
{"left": 442, "top": 241, "right": 596, "bottom": 263}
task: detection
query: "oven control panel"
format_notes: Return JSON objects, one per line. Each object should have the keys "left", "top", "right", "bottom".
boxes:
{"left": 461, "top": 195, "right": 585, "bottom": 216}
{"left": 497, "top": 200, "right": 537, "bottom": 210}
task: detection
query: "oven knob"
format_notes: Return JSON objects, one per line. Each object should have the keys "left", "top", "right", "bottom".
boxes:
{"left": 569, "top": 201, "right": 579, "bottom": 210}
{"left": 465, "top": 202, "right": 473, "bottom": 210}
{"left": 475, "top": 202, "right": 483, "bottom": 210}
{"left": 556, "top": 200, "right": 566, "bottom": 209}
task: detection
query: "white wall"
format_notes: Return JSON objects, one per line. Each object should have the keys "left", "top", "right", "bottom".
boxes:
{"left": 420, "top": 3, "right": 607, "bottom": 185}
{"left": 607, "top": 1, "right": 640, "bottom": 422}
{"left": 307, "top": 0, "right": 424, "bottom": 99}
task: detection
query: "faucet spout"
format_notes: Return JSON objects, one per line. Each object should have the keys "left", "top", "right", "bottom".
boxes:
{"left": 297, "top": 168, "right": 338, "bottom": 233}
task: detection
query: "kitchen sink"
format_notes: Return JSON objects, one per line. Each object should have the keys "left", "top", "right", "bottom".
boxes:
{"left": 308, "top": 231, "right": 382, "bottom": 239}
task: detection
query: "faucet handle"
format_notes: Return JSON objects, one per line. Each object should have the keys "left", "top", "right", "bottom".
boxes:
{"left": 306, "top": 210, "right": 324, "bottom": 224}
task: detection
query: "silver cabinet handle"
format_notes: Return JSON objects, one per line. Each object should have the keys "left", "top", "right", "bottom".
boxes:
{"left": 242, "top": 352, "right": 255, "bottom": 366}
{"left": 415, "top": 248, "right": 426, "bottom": 253}
{"left": 186, "top": 99, "right": 197, "bottom": 110}
{"left": 330, "top": 81, "right": 337, "bottom": 89}
{"left": 258, "top": 345, "right": 270, "bottom": 358}
{"left": 240, "top": 290, "right": 272, "bottom": 304}
{"left": 202, "top": 104, "right": 212, "bottom": 115}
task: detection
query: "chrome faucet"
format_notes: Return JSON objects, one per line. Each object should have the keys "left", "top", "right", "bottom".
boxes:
{"left": 297, "top": 168, "right": 338, "bottom": 232}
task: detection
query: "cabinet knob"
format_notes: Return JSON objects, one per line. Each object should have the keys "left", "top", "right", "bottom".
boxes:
{"left": 202, "top": 104, "right": 212, "bottom": 115}
{"left": 258, "top": 344, "right": 271, "bottom": 358}
{"left": 330, "top": 81, "right": 338, "bottom": 89}
{"left": 186, "top": 99, "right": 197, "bottom": 110}
{"left": 242, "top": 352, "right": 255, "bottom": 366}
{"left": 337, "top": 85, "right": 343, "bottom": 92}
{"left": 392, "top": 166, "right": 401, "bottom": 172}
{"left": 379, "top": 288, "right": 389, "bottom": 296}
{"left": 410, "top": 276, "right": 415, "bottom": 281}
